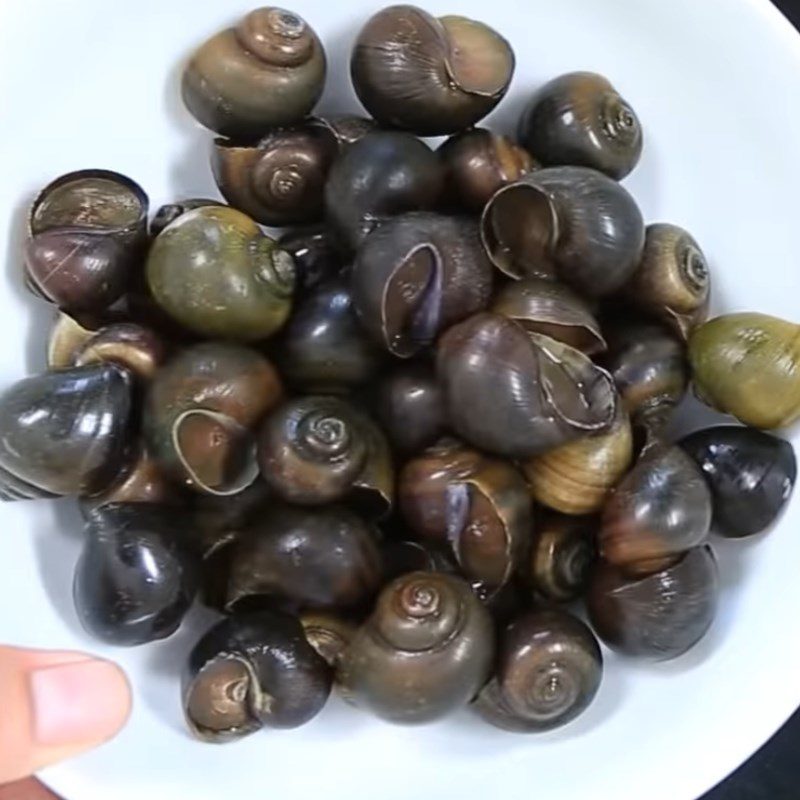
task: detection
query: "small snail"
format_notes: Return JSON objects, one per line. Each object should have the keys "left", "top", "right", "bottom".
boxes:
{"left": 587, "top": 545, "right": 719, "bottom": 661}
{"left": 182, "top": 7, "right": 327, "bottom": 139}
{"left": 351, "top": 5, "right": 514, "bottom": 135}
{"left": 183, "top": 610, "right": 331, "bottom": 742}
{"left": 146, "top": 206, "right": 295, "bottom": 342}
{"left": 436, "top": 313, "right": 617, "bottom": 458}
{"left": 481, "top": 166, "right": 645, "bottom": 295}
{"left": 337, "top": 571, "right": 495, "bottom": 723}
{"left": 352, "top": 213, "right": 494, "bottom": 358}
{"left": 439, "top": 128, "right": 536, "bottom": 212}
{"left": 689, "top": 312, "right": 800, "bottom": 429}
{"left": 474, "top": 609, "right": 602, "bottom": 732}
{"left": 680, "top": 426, "right": 797, "bottom": 538}
{"left": 25, "top": 170, "right": 148, "bottom": 313}
{"left": 518, "top": 72, "right": 642, "bottom": 179}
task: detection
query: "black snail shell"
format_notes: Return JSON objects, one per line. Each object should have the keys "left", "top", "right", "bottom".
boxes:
{"left": 351, "top": 5, "right": 514, "bottom": 136}
{"left": 474, "top": 609, "right": 602, "bottom": 732}
{"left": 325, "top": 131, "right": 444, "bottom": 252}
{"left": 224, "top": 504, "right": 383, "bottom": 613}
{"left": 25, "top": 170, "right": 148, "bottom": 313}
{"left": 680, "top": 426, "right": 797, "bottom": 538}
{"left": 277, "top": 225, "right": 344, "bottom": 291}
{"left": 352, "top": 213, "right": 493, "bottom": 358}
{"left": 587, "top": 545, "right": 719, "bottom": 661}
{"left": 436, "top": 313, "right": 617, "bottom": 458}
{"left": 183, "top": 609, "right": 332, "bottom": 742}
{"left": 0, "top": 364, "right": 133, "bottom": 501}
{"left": 74, "top": 504, "right": 199, "bottom": 646}
{"left": 336, "top": 571, "right": 495, "bottom": 723}
{"left": 182, "top": 7, "right": 327, "bottom": 139}
{"left": 518, "top": 72, "right": 643, "bottom": 180}
{"left": 480, "top": 166, "right": 645, "bottom": 295}
{"left": 274, "top": 277, "right": 385, "bottom": 394}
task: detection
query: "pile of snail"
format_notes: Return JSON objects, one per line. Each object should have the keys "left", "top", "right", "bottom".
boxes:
{"left": 5, "top": 4, "right": 799, "bottom": 741}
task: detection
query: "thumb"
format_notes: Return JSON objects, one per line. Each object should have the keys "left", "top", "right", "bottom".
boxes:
{"left": 0, "top": 646, "right": 131, "bottom": 785}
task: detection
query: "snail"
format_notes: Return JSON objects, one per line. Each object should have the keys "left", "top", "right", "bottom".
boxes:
{"left": 624, "top": 223, "right": 710, "bottom": 339}
{"left": 257, "top": 395, "right": 394, "bottom": 516}
{"left": 351, "top": 5, "right": 514, "bottom": 135}
{"left": 324, "top": 132, "right": 443, "bottom": 252}
{"left": 74, "top": 504, "right": 198, "bottom": 646}
{"left": 181, "top": 7, "right": 327, "bottom": 139}
{"left": 143, "top": 343, "right": 283, "bottom": 496}
{"left": 587, "top": 545, "right": 719, "bottom": 661}
{"left": 274, "top": 278, "right": 385, "bottom": 394}
{"left": 474, "top": 609, "right": 602, "bottom": 732}
{"left": 336, "top": 571, "right": 495, "bottom": 723}
{"left": 376, "top": 360, "right": 447, "bottom": 455}
{"left": 528, "top": 514, "right": 597, "bottom": 602}
{"left": 300, "top": 612, "right": 357, "bottom": 670}
{"left": 518, "top": 72, "right": 642, "bottom": 179}
{"left": 438, "top": 128, "right": 536, "bottom": 212}
{"left": 25, "top": 170, "right": 148, "bottom": 313}
{"left": 436, "top": 313, "right": 617, "bottom": 458}
{"left": 146, "top": 206, "right": 295, "bottom": 342}
{"left": 398, "top": 438, "right": 532, "bottom": 597}
{"left": 352, "top": 213, "right": 494, "bottom": 358}
{"left": 277, "top": 225, "right": 344, "bottom": 291}
{"left": 183, "top": 609, "right": 331, "bottom": 742}
{"left": 0, "top": 364, "right": 133, "bottom": 501}
{"left": 599, "top": 442, "right": 712, "bottom": 576}
{"left": 491, "top": 277, "right": 606, "bottom": 355}
{"left": 224, "top": 504, "right": 383, "bottom": 613}
{"left": 688, "top": 312, "right": 800, "bottom": 429}
{"left": 480, "top": 166, "right": 645, "bottom": 295}
{"left": 601, "top": 317, "right": 688, "bottom": 433}
{"left": 521, "top": 408, "right": 633, "bottom": 515}
{"left": 680, "top": 426, "right": 797, "bottom": 538}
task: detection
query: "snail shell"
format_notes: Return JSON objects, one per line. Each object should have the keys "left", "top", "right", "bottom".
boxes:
{"left": 351, "top": 5, "right": 514, "bottom": 136}
{"left": 300, "top": 612, "right": 357, "bottom": 669}
{"left": 474, "top": 609, "right": 602, "bottom": 732}
{"left": 182, "top": 7, "right": 327, "bottom": 139}
{"left": 518, "top": 72, "right": 643, "bottom": 179}
{"left": 337, "top": 571, "right": 495, "bottom": 723}
{"left": 150, "top": 199, "right": 223, "bottom": 238}
{"left": 277, "top": 225, "right": 344, "bottom": 291}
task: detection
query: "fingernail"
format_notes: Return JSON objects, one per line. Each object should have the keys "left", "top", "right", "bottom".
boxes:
{"left": 29, "top": 659, "right": 131, "bottom": 747}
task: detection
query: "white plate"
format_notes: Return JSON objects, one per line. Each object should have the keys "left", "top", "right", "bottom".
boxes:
{"left": 1, "top": 0, "right": 799, "bottom": 798}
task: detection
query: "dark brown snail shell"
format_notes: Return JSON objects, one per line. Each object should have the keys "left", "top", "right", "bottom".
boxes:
{"left": 587, "top": 545, "right": 719, "bottom": 661}
{"left": 528, "top": 514, "right": 596, "bottom": 602}
{"left": 224, "top": 504, "right": 383, "bottom": 613}
{"left": 74, "top": 504, "right": 198, "bottom": 646}
{"left": 300, "top": 612, "right": 357, "bottom": 669}
{"left": 481, "top": 166, "right": 645, "bottom": 295}
{"left": 211, "top": 124, "right": 337, "bottom": 227}
{"left": 181, "top": 7, "right": 327, "bottom": 139}
{"left": 150, "top": 199, "right": 223, "bottom": 238}
{"left": 439, "top": 128, "right": 536, "bottom": 212}
{"left": 351, "top": 5, "right": 514, "bottom": 135}
{"left": 0, "top": 364, "right": 133, "bottom": 501}
{"left": 490, "top": 277, "right": 606, "bottom": 355}
{"left": 183, "top": 609, "right": 331, "bottom": 742}
{"left": 25, "top": 170, "right": 148, "bottom": 313}
{"left": 274, "top": 278, "right": 385, "bottom": 394}
{"left": 380, "top": 538, "right": 457, "bottom": 582}
{"left": 337, "top": 571, "right": 495, "bottom": 723}
{"left": 398, "top": 438, "right": 532, "bottom": 596}
{"left": 146, "top": 206, "right": 295, "bottom": 342}
{"left": 376, "top": 361, "right": 447, "bottom": 455}
{"left": 600, "top": 443, "right": 712, "bottom": 576}
{"left": 324, "top": 132, "right": 444, "bottom": 252}
{"left": 518, "top": 72, "right": 643, "bottom": 180}
{"left": 352, "top": 213, "right": 493, "bottom": 358}
{"left": 601, "top": 318, "right": 688, "bottom": 432}
{"left": 257, "top": 395, "right": 394, "bottom": 515}
{"left": 474, "top": 609, "right": 602, "bottom": 732}
{"left": 680, "top": 426, "right": 797, "bottom": 539}
{"left": 71, "top": 322, "right": 165, "bottom": 381}
{"left": 277, "top": 225, "right": 344, "bottom": 291}
{"left": 623, "top": 223, "right": 711, "bottom": 339}
{"left": 436, "top": 313, "right": 617, "bottom": 458}
{"left": 143, "top": 343, "right": 283, "bottom": 496}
